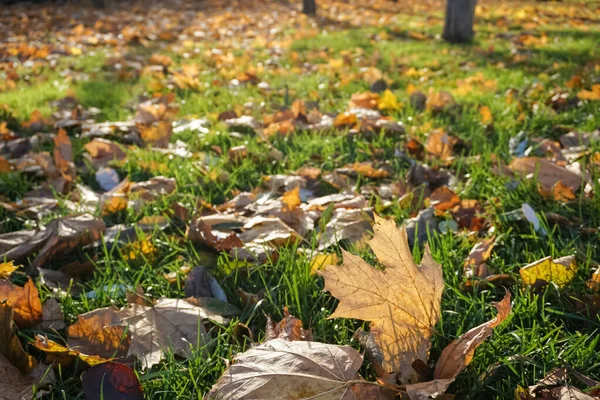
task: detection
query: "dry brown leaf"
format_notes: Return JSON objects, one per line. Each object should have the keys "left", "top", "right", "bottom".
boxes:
{"left": 67, "top": 307, "right": 130, "bottom": 360}
{"left": 0, "top": 156, "right": 10, "bottom": 173}
{"left": 0, "top": 279, "right": 42, "bottom": 328}
{"left": 429, "top": 186, "right": 460, "bottom": 215}
{"left": 0, "top": 354, "right": 37, "bottom": 400}
{"left": 0, "top": 303, "right": 36, "bottom": 375}
{"left": 39, "top": 298, "right": 65, "bottom": 331}
{"left": 76, "top": 298, "right": 227, "bottom": 367}
{"left": 53, "top": 128, "right": 76, "bottom": 186}
{"left": 349, "top": 91, "right": 380, "bottom": 109}
{"left": 345, "top": 161, "right": 390, "bottom": 178}
{"left": 84, "top": 138, "right": 127, "bottom": 167}
{"left": 509, "top": 157, "right": 582, "bottom": 192}
{"left": 319, "top": 215, "right": 444, "bottom": 383}
{"left": 405, "top": 292, "right": 512, "bottom": 400}
{"left": 207, "top": 339, "right": 392, "bottom": 399}
{"left": 186, "top": 218, "right": 243, "bottom": 251}
{"left": 265, "top": 307, "right": 312, "bottom": 342}
{"left": 426, "top": 130, "right": 457, "bottom": 163}
{"left": 463, "top": 237, "right": 496, "bottom": 279}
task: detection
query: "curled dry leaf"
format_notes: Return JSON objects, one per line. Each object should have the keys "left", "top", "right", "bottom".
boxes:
{"left": 207, "top": 339, "right": 391, "bottom": 400}
{"left": 429, "top": 186, "right": 460, "bottom": 215}
{"left": 0, "top": 354, "right": 37, "bottom": 400}
{"left": 519, "top": 255, "right": 576, "bottom": 288}
{"left": 0, "top": 303, "right": 36, "bottom": 375}
{"left": 265, "top": 307, "right": 312, "bottom": 342}
{"left": 33, "top": 335, "right": 106, "bottom": 367}
{"left": 0, "top": 279, "right": 43, "bottom": 328}
{"left": 463, "top": 237, "right": 496, "bottom": 279}
{"left": 82, "top": 362, "right": 144, "bottom": 400}
{"left": 405, "top": 292, "right": 512, "bottom": 400}
{"left": 187, "top": 218, "right": 243, "bottom": 251}
{"left": 84, "top": 138, "right": 127, "bottom": 168}
{"left": 319, "top": 215, "right": 444, "bottom": 383}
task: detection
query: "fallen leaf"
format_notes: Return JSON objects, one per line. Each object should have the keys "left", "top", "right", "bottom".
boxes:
{"left": 39, "top": 298, "right": 65, "bottom": 330}
{"left": 426, "top": 130, "right": 457, "bottom": 163}
{"left": 186, "top": 218, "right": 243, "bottom": 251}
{"left": 0, "top": 156, "right": 10, "bottom": 173}
{"left": 463, "top": 237, "right": 496, "bottom": 279}
{"left": 207, "top": 339, "right": 390, "bottom": 399}
{"left": 479, "top": 106, "right": 493, "bottom": 125}
{"left": 319, "top": 215, "right": 444, "bottom": 382}
{"left": 84, "top": 138, "right": 127, "bottom": 167}
{"left": 309, "top": 253, "right": 339, "bottom": 274}
{"left": 406, "top": 292, "right": 511, "bottom": 400}
{"left": 32, "top": 335, "right": 106, "bottom": 366}
{"left": 577, "top": 84, "right": 600, "bottom": 101}
{"left": 67, "top": 307, "right": 130, "bottom": 359}
{"left": 0, "top": 303, "right": 36, "bottom": 374}
{"left": 265, "top": 307, "right": 312, "bottom": 342}
{"left": 429, "top": 186, "right": 460, "bottom": 215}
{"left": 281, "top": 186, "right": 301, "bottom": 212}
{"left": 0, "top": 262, "right": 18, "bottom": 279}
{"left": 349, "top": 91, "right": 380, "bottom": 109}
{"left": 519, "top": 255, "right": 576, "bottom": 288}
{"left": 509, "top": 157, "right": 582, "bottom": 192}
{"left": 378, "top": 90, "right": 401, "bottom": 111}
{"left": 82, "top": 362, "right": 143, "bottom": 400}
{"left": 0, "top": 354, "right": 36, "bottom": 400}
{"left": 184, "top": 266, "right": 228, "bottom": 302}
{"left": 53, "top": 128, "right": 76, "bottom": 188}
{"left": 0, "top": 279, "right": 43, "bottom": 328}
{"left": 77, "top": 298, "right": 227, "bottom": 367}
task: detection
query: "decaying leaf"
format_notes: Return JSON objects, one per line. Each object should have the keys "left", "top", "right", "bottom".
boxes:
{"left": 520, "top": 255, "right": 576, "bottom": 288}
{"left": 82, "top": 362, "right": 144, "bottom": 400}
{"left": 32, "top": 335, "right": 106, "bottom": 366}
{"left": 0, "top": 303, "right": 36, "bottom": 375}
{"left": 509, "top": 157, "right": 582, "bottom": 192}
{"left": 75, "top": 298, "right": 227, "bottom": 367}
{"left": 463, "top": 237, "right": 496, "bottom": 279}
{"left": 187, "top": 218, "right": 243, "bottom": 251}
{"left": 405, "top": 292, "right": 512, "bottom": 400}
{"left": 207, "top": 339, "right": 390, "bottom": 399}
{"left": 67, "top": 307, "right": 130, "bottom": 360}
{"left": 0, "top": 354, "right": 36, "bottom": 400}
{"left": 39, "top": 298, "right": 65, "bottom": 331}
{"left": 265, "top": 307, "right": 312, "bottom": 342}
{"left": 319, "top": 215, "right": 444, "bottom": 383}
{"left": 0, "top": 279, "right": 43, "bottom": 328}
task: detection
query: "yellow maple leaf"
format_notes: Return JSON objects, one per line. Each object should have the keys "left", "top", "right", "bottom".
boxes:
{"left": 479, "top": 105, "right": 493, "bottom": 125}
{"left": 281, "top": 186, "right": 301, "bottom": 212}
{"left": 519, "top": 255, "right": 576, "bottom": 287}
{"left": 319, "top": 215, "right": 444, "bottom": 382}
{"left": 378, "top": 89, "right": 401, "bottom": 111}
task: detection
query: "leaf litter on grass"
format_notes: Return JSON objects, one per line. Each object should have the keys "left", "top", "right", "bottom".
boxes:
{"left": 0, "top": 0, "right": 599, "bottom": 397}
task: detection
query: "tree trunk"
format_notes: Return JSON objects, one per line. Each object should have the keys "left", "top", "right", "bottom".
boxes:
{"left": 443, "top": 0, "right": 476, "bottom": 43}
{"left": 303, "top": 0, "right": 316, "bottom": 16}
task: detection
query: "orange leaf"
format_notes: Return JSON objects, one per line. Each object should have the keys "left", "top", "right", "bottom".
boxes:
{"left": 0, "top": 280, "right": 43, "bottom": 328}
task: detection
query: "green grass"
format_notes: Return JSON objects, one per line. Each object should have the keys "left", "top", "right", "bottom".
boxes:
{"left": 1, "top": 1, "right": 600, "bottom": 399}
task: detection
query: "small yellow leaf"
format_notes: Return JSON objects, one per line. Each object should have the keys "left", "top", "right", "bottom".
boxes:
{"left": 578, "top": 85, "right": 600, "bottom": 101}
{"left": 479, "top": 106, "right": 493, "bottom": 125}
{"left": 309, "top": 253, "right": 338, "bottom": 275}
{"left": 281, "top": 186, "right": 301, "bottom": 212}
{"left": 378, "top": 89, "right": 401, "bottom": 111}
{"left": 519, "top": 255, "right": 576, "bottom": 288}
{"left": 0, "top": 262, "right": 18, "bottom": 279}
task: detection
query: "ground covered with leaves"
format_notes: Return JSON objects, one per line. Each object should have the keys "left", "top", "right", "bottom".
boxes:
{"left": 1, "top": 0, "right": 600, "bottom": 398}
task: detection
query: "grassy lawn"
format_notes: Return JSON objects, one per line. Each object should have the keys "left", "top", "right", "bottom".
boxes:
{"left": 1, "top": 0, "right": 600, "bottom": 398}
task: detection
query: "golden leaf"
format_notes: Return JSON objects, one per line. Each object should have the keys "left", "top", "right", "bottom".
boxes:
{"left": 0, "top": 262, "right": 18, "bottom": 279}
{"left": 319, "top": 215, "right": 444, "bottom": 382}
{"left": 479, "top": 106, "right": 493, "bottom": 125}
{"left": 281, "top": 186, "right": 301, "bottom": 212}
{"left": 0, "top": 156, "right": 10, "bottom": 173}
{"left": 309, "top": 253, "right": 338, "bottom": 275}
{"left": 378, "top": 89, "right": 401, "bottom": 111}
{"left": 578, "top": 84, "right": 600, "bottom": 101}
{"left": 0, "top": 279, "right": 43, "bottom": 328}
{"left": 519, "top": 255, "right": 576, "bottom": 288}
